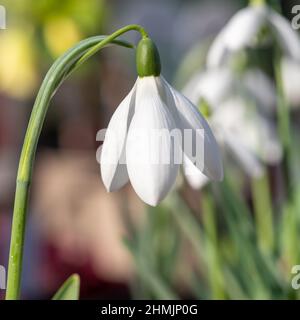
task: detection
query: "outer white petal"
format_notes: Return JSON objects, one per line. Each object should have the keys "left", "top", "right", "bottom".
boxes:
{"left": 182, "top": 68, "right": 235, "bottom": 108}
{"left": 212, "top": 97, "right": 282, "bottom": 170}
{"left": 222, "top": 6, "right": 266, "bottom": 51}
{"left": 281, "top": 57, "right": 300, "bottom": 108}
{"left": 126, "top": 77, "right": 179, "bottom": 206}
{"left": 207, "top": 6, "right": 266, "bottom": 67}
{"left": 100, "top": 83, "right": 136, "bottom": 191}
{"left": 165, "top": 79, "right": 223, "bottom": 181}
{"left": 183, "top": 155, "right": 209, "bottom": 189}
{"left": 268, "top": 9, "right": 300, "bottom": 61}
{"left": 206, "top": 31, "right": 229, "bottom": 68}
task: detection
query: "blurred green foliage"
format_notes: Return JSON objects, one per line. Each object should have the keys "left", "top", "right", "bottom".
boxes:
{"left": 0, "top": 0, "right": 108, "bottom": 98}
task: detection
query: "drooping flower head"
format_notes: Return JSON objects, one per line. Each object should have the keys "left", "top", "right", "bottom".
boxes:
{"left": 182, "top": 67, "right": 282, "bottom": 189}
{"left": 100, "top": 36, "right": 223, "bottom": 205}
{"left": 207, "top": 0, "right": 300, "bottom": 68}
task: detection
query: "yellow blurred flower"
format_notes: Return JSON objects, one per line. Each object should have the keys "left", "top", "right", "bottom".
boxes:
{"left": 0, "top": 28, "right": 37, "bottom": 99}
{"left": 43, "top": 16, "right": 81, "bottom": 57}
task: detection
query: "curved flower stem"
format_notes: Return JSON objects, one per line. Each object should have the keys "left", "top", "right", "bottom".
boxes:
{"left": 5, "top": 24, "right": 147, "bottom": 300}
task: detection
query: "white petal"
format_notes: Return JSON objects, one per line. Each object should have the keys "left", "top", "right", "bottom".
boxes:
{"left": 207, "top": 6, "right": 266, "bottom": 67}
{"left": 281, "top": 57, "right": 300, "bottom": 108}
{"left": 183, "top": 155, "right": 209, "bottom": 189}
{"left": 268, "top": 9, "right": 300, "bottom": 61}
{"left": 223, "top": 131, "right": 264, "bottom": 178}
{"left": 222, "top": 6, "right": 266, "bottom": 51}
{"left": 212, "top": 97, "right": 282, "bottom": 170}
{"left": 206, "top": 31, "right": 229, "bottom": 68}
{"left": 126, "top": 77, "right": 179, "bottom": 206}
{"left": 243, "top": 68, "right": 276, "bottom": 114}
{"left": 182, "top": 68, "right": 235, "bottom": 108}
{"left": 100, "top": 83, "right": 136, "bottom": 191}
{"left": 166, "top": 80, "right": 223, "bottom": 181}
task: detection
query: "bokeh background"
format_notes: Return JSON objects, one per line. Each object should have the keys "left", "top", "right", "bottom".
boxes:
{"left": 1, "top": 0, "right": 300, "bottom": 299}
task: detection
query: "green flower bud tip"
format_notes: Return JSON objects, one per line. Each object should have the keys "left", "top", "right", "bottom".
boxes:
{"left": 136, "top": 37, "right": 161, "bottom": 77}
{"left": 250, "top": 0, "right": 265, "bottom": 7}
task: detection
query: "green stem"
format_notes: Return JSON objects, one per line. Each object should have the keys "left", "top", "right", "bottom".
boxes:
{"left": 201, "top": 189, "right": 225, "bottom": 299}
{"left": 251, "top": 173, "right": 274, "bottom": 254}
{"left": 5, "top": 25, "right": 147, "bottom": 300}
{"left": 274, "top": 51, "right": 293, "bottom": 196}
{"left": 75, "top": 25, "right": 148, "bottom": 70}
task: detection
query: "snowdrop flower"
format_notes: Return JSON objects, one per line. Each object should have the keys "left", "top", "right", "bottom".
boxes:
{"left": 182, "top": 68, "right": 281, "bottom": 189}
{"left": 100, "top": 37, "right": 223, "bottom": 205}
{"left": 183, "top": 67, "right": 276, "bottom": 114}
{"left": 207, "top": 1, "right": 300, "bottom": 68}
{"left": 182, "top": 68, "right": 235, "bottom": 109}
{"left": 211, "top": 97, "right": 282, "bottom": 175}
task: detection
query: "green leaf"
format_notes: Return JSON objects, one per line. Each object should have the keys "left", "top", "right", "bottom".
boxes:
{"left": 52, "top": 274, "right": 80, "bottom": 300}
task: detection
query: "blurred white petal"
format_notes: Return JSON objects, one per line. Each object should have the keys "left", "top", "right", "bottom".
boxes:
{"left": 268, "top": 9, "right": 300, "bottom": 61}
{"left": 223, "top": 131, "right": 264, "bottom": 178}
{"left": 100, "top": 84, "right": 136, "bottom": 191}
{"left": 206, "top": 31, "right": 229, "bottom": 68}
{"left": 207, "top": 6, "right": 266, "bottom": 67}
{"left": 222, "top": 6, "right": 266, "bottom": 51}
{"left": 126, "top": 77, "right": 179, "bottom": 206}
{"left": 212, "top": 97, "right": 282, "bottom": 170}
{"left": 182, "top": 68, "right": 235, "bottom": 108}
{"left": 243, "top": 68, "right": 276, "bottom": 114}
{"left": 281, "top": 57, "right": 300, "bottom": 108}
{"left": 168, "top": 83, "right": 223, "bottom": 181}
{"left": 183, "top": 155, "right": 209, "bottom": 189}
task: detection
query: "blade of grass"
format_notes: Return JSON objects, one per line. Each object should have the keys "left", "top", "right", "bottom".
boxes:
{"left": 52, "top": 274, "right": 80, "bottom": 300}
{"left": 202, "top": 189, "right": 225, "bottom": 299}
{"left": 251, "top": 173, "right": 274, "bottom": 254}
{"left": 125, "top": 239, "right": 178, "bottom": 300}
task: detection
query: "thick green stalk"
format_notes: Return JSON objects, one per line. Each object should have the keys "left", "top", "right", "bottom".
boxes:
{"left": 6, "top": 25, "right": 146, "bottom": 300}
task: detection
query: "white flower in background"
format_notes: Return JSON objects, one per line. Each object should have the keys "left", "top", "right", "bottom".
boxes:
{"left": 182, "top": 68, "right": 282, "bottom": 189}
{"left": 212, "top": 97, "right": 282, "bottom": 174}
{"left": 100, "top": 38, "right": 223, "bottom": 206}
{"left": 183, "top": 67, "right": 276, "bottom": 113}
{"left": 207, "top": 3, "right": 300, "bottom": 68}
{"left": 182, "top": 68, "right": 235, "bottom": 108}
